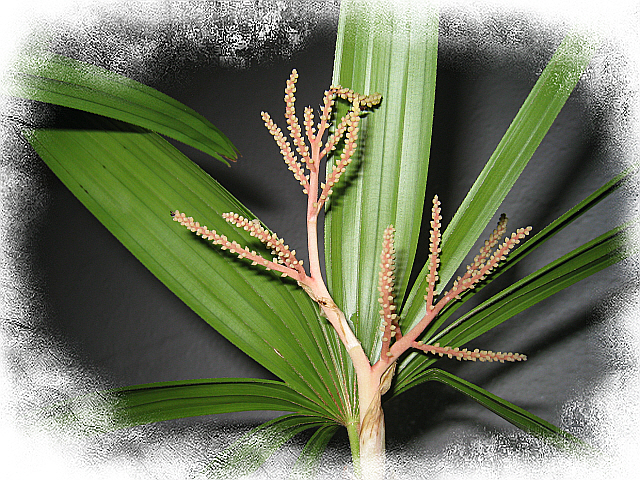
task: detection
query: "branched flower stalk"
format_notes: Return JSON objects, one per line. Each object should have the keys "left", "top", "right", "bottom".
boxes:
{"left": 172, "top": 70, "right": 530, "bottom": 480}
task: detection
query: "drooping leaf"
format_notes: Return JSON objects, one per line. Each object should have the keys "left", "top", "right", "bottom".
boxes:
{"left": 24, "top": 112, "right": 351, "bottom": 424}
{"left": 206, "top": 414, "right": 335, "bottom": 478}
{"left": 394, "top": 222, "right": 634, "bottom": 393}
{"left": 3, "top": 50, "right": 237, "bottom": 163}
{"left": 52, "top": 378, "right": 330, "bottom": 430}
{"left": 326, "top": 0, "right": 438, "bottom": 364}
{"left": 397, "top": 369, "right": 591, "bottom": 451}
{"left": 401, "top": 30, "right": 599, "bottom": 331}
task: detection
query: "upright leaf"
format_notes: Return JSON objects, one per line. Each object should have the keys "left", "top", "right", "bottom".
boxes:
{"left": 401, "top": 30, "right": 599, "bottom": 333}
{"left": 326, "top": 0, "right": 438, "bottom": 362}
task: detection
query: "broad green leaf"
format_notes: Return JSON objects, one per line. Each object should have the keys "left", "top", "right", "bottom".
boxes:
{"left": 24, "top": 112, "right": 352, "bottom": 424}
{"left": 401, "top": 30, "right": 599, "bottom": 329}
{"left": 394, "top": 222, "right": 633, "bottom": 392}
{"left": 326, "top": 0, "right": 438, "bottom": 364}
{"left": 54, "top": 378, "right": 331, "bottom": 429}
{"left": 397, "top": 369, "right": 590, "bottom": 451}
{"left": 3, "top": 50, "right": 237, "bottom": 163}
{"left": 291, "top": 424, "right": 340, "bottom": 479}
{"left": 206, "top": 414, "right": 334, "bottom": 478}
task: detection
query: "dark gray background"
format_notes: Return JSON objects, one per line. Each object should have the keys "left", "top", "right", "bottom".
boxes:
{"left": 3, "top": 1, "right": 635, "bottom": 469}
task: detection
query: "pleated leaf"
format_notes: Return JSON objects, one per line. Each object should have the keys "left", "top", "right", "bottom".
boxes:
{"left": 399, "top": 369, "right": 591, "bottom": 451}
{"left": 206, "top": 414, "right": 334, "bottom": 478}
{"left": 24, "top": 113, "right": 351, "bottom": 424}
{"left": 394, "top": 222, "right": 634, "bottom": 393}
{"left": 3, "top": 50, "right": 237, "bottom": 163}
{"left": 400, "top": 30, "right": 599, "bottom": 333}
{"left": 326, "top": 0, "right": 438, "bottom": 362}
{"left": 103, "top": 379, "right": 328, "bottom": 428}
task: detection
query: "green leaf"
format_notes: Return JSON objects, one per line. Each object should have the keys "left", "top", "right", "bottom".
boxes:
{"left": 326, "top": 0, "right": 438, "bottom": 363}
{"left": 206, "top": 414, "right": 334, "bottom": 478}
{"left": 291, "top": 424, "right": 340, "bottom": 479}
{"left": 395, "top": 222, "right": 634, "bottom": 393}
{"left": 24, "top": 113, "right": 351, "bottom": 424}
{"left": 3, "top": 50, "right": 237, "bottom": 163}
{"left": 437, "top": 223, "right": 632, "bottom": 345}
{"left": 57, "top": 378, "right": 330, "bottom": 429}
{"left": 399, "top": 163, "right": 638, "bottom": 365}
{"left": 399, "top": 369, "right": 591, "bottom": 451}
{"left": 401, "top": 30, "right": 599, "bottom": 330}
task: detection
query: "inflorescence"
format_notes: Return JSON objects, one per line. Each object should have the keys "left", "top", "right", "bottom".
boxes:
{"left": 172, "top": 69, "right": 379, "bottom": 286}
{"left": 377, "top": 196, "right": 531, "bottom": 364}
{"left": 172, "top": 69, "right": 530, "bottom": 368}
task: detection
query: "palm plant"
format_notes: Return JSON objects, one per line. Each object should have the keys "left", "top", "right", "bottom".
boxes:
{"left": 3, "top": 0, "right": 635, "bottom": 478}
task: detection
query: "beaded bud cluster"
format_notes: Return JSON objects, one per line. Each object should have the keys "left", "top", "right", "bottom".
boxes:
{"left": 375, "top": 196, "right": 531, "bottom": 364}
{"left": 414, "top": 342, "right": 527, "bottom": 362}
{"left": 445, "top": 225, "right": 532, "bottom": 302}
{"left": 171, "top": 71, "right": 380, "bottom": 286}
{"left": 172, "top": 69, "right": 532, "bottom": 369}
{"left": 423, "top": 198, "right": 532, "bottom": 305}
{"left": 262, "top": 69, "right": 381, "bottom": 214}
{"left": 377, "top": 226, "right": 401, "bottom": 358}
{"left": 171, "top": 210, "right": 304, "bottom": 280}
{"left": 425, "top": 196, "right": 442, "bottom": 310}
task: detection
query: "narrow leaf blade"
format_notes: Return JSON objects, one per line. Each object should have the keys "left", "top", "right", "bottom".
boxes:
{"left": 402, "top": 30, "right": 599, "bottom": 326}
{"left": 437, "top": 223, "right": 633, "bottom": 347}
{"left": 53, "top": 378, "right": 329, "bottom": 429}
{"left": 399, "top": 164, "right": 638, "bottom": 357}
{"left": 291, "top": 424, "right": 340, "bottom": 479}
{"left": 395, "top": 222, "right": 634, "bottom": 392}
{"left": 401, "top": 369, "right": 591, "bottom": 450}
{"left": 438, "top": 31, "right": 599, "bottom": 287}
{"left": 206, "top": 414, "right": 334, "bottom": 478}
{"left": 3, "top": 50, "right": 237, "bottom": 163}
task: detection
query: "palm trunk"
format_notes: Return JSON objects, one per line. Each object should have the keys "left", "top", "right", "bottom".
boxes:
{"left": 359, "top": 389, "right": 385, "bottom": 480}
{"left": 354, "top": 362, "right": 396, "bottom": 480}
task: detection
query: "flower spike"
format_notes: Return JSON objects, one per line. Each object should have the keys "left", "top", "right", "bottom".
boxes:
{"left": 262, "top": 111, "right": 310, "bottom": 193}
{"left": 424, "top": 195, "right": 442, "bottom": 311}
{"left": 221, "top": 212, "right": 306, "bottom": 276}
{"left": 378, "top": 226, "right": 398, "bottom": 359}
{"left": 443, "top": 225, "right": 532, "bottom": 302}
{"left": 173, "top": 70, "right": 531, "bottom": 451}
{"left": 171, "top": 210, "right": 306, "bottom": 281}
{"left": 383, "top": 198, "right": 531, "bottom": 372}
{"left": 334, "top": 86, "right": 382, "bottom": 109}
{"left": 262, "top": 70, "right": 380, "bottom": 204}
{"left": 414, "top": 341, "right": 527, "bottom": 363}
{"left": 468, "top": 213, "right": 508, "bottom": 273}
{"left": 283, "top": 69, "right": 311, "bottom": 166}
{"left": 316, "top": 106, "right": 361, "bottom": 212}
